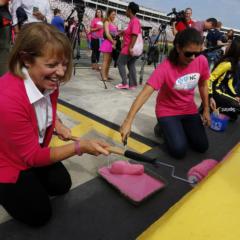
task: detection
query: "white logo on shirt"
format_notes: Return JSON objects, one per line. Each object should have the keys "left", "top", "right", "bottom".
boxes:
{"left": 174, "top": 73, "right": 200, "bottom": 90}
{"left": 97, "top": 21, "right": 103, "bottom": 26}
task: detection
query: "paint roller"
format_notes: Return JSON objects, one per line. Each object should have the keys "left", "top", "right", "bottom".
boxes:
{"left": 107, "top": 147, "right": 218, "bottom": 186}
{"left": 105, "top": 146, "right": 218, "bottom": 185}
{"left": 69, "top": 136, "right": 218, "bottom": 185}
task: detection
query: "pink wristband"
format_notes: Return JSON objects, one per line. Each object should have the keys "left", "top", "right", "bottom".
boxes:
{"left": 75, "top": 140, "right": 83, "bottom": 156}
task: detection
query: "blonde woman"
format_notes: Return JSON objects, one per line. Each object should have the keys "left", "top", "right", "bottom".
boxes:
{"left": 99, "top": 9, "right": 118, "bottom": 81}
{"left": 0, "top": 23, "right": 109, "bottom": 227}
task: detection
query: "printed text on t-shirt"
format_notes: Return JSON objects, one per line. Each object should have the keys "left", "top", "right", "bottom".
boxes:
{"left": 174, "top": 73, "right": 200, "bottom": 90}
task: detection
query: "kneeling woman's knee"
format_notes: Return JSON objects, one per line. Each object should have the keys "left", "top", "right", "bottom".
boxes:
{"left": 195, "top": 140, "right": 209, "bottom": 153}
{"left": 169, "top": 143, "right": 187, "bottom": 159}
{"left": 23, "top": 205, "right": 52, "bottom": 227}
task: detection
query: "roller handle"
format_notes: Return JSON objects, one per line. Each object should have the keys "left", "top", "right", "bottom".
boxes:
{"left": 70, "top": 138, "right": 156, "bottom": 164}
{"left": 107, "top": 146, "right": 156, "bottom": 164}
{"left": 124, "top": 150, "right": 156, "bottom": 163}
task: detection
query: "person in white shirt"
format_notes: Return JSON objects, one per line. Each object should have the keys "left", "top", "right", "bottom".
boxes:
{"left": 11, "top": 0, "right": 52, "bottom": 35}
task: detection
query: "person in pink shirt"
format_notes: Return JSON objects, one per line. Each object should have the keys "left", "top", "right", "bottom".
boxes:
{"left": 120, "top": 28, "right": 210, "bottom": 159}
{"left": 115, "top": 2, "right": 141, "bottom": 90}
{"left": 90, "top": 9, "right": 104, "bottom": 70}
{"left": 0, "top": 23, "right": 110, "bottom": 227}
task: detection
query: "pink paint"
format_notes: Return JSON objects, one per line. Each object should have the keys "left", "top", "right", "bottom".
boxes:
{"left": 99, "top": 166, "right": 165, "bottom": 203}
{"left": 109, "top": 161, "right": 144, "bottom": 175}
{"left": 187, "top": 159, "right": 218, "bottom": 183}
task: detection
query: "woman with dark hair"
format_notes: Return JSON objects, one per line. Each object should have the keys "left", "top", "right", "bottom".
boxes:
{"left": 209, "top": 37, "right": 240, "bottom": 120}
{"left": 99, "top": 9, "right": 118, "bottom": 81}
{"left": 120, "top": 28, "right": 210, "bottom": 159}
{"left": 115, "top": 1, "right": 141, "bottom": 90}
{"left": 90, "top": 9, "right": 104, "bottom": 70}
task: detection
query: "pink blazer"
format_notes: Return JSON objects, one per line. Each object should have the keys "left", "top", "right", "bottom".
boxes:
{"left": 0, "top": 72, "right": 58, "bottom": 183}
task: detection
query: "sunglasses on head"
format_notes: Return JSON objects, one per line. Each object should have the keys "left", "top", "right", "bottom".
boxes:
{"left": 183, "top": 51, "right": 202, "bottom": 58}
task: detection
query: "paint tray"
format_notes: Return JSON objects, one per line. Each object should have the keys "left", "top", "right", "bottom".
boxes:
{"left": 98, "top": 166, "right": 166, "bottom": 204}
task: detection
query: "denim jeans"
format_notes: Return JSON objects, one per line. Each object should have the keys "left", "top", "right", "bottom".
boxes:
{"left": 157, "top": 114, "right": 209, "bottom": 158}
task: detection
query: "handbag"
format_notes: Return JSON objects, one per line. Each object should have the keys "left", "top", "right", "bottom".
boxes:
{"left": 132, "top": 33, "right": 143, "bottom": 57}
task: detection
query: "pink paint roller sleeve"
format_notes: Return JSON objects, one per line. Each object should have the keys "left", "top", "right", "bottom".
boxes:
{"left": 109, "top": 161, "right": 144, "bottom": 175}
{"left": 187, "top": 159, "right": 218, "bottom": 184}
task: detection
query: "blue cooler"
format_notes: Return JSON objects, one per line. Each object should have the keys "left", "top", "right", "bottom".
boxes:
{"left": 210, "top": 113, "right": 229, "bottom": 132}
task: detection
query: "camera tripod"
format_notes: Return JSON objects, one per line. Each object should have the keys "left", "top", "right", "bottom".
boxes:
{"left": 65, "top": 6, "right": 86, "bottom": 75}
{"left": 69, "top": 21, "right": 87, "bottom": 75}
{"left": 139, "top": 23, "right": 168, "bottom": 85}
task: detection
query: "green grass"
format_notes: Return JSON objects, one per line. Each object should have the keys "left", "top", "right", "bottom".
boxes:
{"left": 78, "top": 38, "right": 173, "bottom": 55}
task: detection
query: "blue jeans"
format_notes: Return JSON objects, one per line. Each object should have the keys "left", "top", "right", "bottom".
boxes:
{"left": 158, "top": 114, "right": 208, "bottom": 159}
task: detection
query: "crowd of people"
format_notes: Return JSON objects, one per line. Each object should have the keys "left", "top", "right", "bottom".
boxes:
{"left": 0, "top": 0, "right": 240, "bottom": 227}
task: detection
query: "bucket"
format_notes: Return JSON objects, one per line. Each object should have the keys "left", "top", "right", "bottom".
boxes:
{"left": 210, "top": 113, "right": 229, "bottom": 132}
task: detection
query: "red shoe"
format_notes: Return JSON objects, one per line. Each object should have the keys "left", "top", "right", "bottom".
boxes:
{"left": 115, "top": 84, "right": 129, "bottom": 89}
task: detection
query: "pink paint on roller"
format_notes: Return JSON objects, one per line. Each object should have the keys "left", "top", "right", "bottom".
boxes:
{"left": 109, "top": 161, "right": 144, "bottom": 175}
{"left": 187, "top": 159, "right": 218, "bottom": 183}
{"left": 99, "top": 166, "right": 165, "bottom": 203}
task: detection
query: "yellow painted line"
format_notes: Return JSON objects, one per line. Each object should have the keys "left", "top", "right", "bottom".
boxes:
{"left": 71, "top": 123, "right": 93, "bottom": 137}
{"left": 138, "top": 142, "right": 240, "bottom": 240}
{"left": 50, "top": 135, "right": 70, "bottom": 147}
{"left": 57, "top": 103, "right": 152, "bottom": 153}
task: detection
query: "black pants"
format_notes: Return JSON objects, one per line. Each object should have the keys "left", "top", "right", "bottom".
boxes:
{"left": 0, "top": 162, "right": 72, "bottom": 227}
{"left": 158, "top": 114, "right": 209, "bottom": 159}
{"left": 0, "top": 25, "right": 11, "bottom": 76}
{"left": 91, "top": 38, "right": 100, "bottom": 63}
{"left": 213, "top": 93, "right": 240, "bottom": 119}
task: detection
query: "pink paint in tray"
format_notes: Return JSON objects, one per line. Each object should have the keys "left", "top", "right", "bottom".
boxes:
{"left": 98, "top": 166, "right": 166, "bottom": 204}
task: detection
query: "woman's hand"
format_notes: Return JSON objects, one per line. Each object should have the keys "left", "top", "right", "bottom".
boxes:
{"left": 112, "top": 40, "right": 117, "bottom": 49}
{"left": 235, "top": 97, "right": 240, "bottom": 104}
{"left": 118, "top": 30, "right": 124, "bottom": 36}
{"left": 55, "top": 119, "right": 72, "bottom": 141}
{"left": 209, "top": 97, "right": 217, "bottom": 111}
{"left": 79, "top": 139, "right": 110, "bottom": 156}
{"left": 202, "top": 108, "right": 211, "bottom": 127}
{"left": 129, "top": 47, "right": 134, "bottom": 56}
{"left": 56, "top": 124, "right": 72, "bottom": 141}
{"left": 120, "top": 119, "right": 132, "bottom": 145}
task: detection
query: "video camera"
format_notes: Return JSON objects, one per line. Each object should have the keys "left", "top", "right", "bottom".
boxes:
{"left": 65, "top": 0, "right": 85, "bottom": 23}
{"left": 167, "top": 8, "right": 185, "bottom": 25}
{"left": 141, "top": 26, "right": 152, "bottom": 38}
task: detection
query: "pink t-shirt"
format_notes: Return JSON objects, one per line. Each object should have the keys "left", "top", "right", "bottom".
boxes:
{"left": 121, "top": 16, "right": 141, "bottom": 55}
{"left": 90, "top": 17, "right": 103, "bottom": 39}
{"left": 109, "top": 23, "right": 118, "bottom": 37}
{"left": 147, "top": 55, "right": 210, "bottom": 118}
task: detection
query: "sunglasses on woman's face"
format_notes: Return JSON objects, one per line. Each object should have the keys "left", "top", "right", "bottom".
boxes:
{"left": 183, "top": 51, "right": 202, "bottom": 58}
